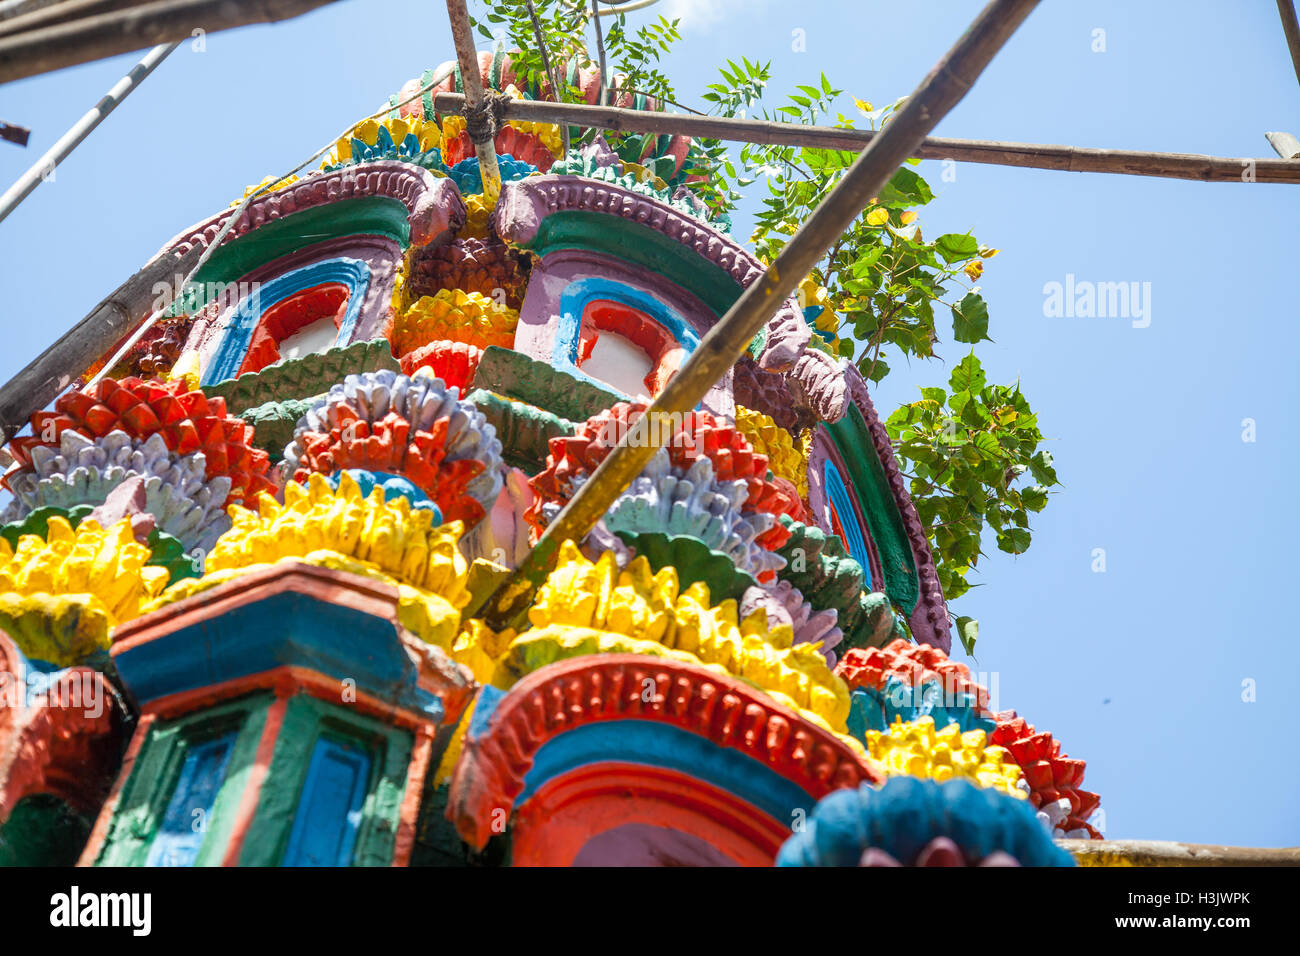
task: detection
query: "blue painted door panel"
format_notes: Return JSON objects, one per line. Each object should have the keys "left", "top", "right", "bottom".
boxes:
{"left": 282, "top": 737, "right": 372, "bottom": 867}
{"left": 147, "top": 733, "right": 236, "bottom": 867}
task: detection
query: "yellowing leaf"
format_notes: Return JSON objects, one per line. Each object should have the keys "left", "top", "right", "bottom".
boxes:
{"left": 964, "top": 259, "right": 984, "bottom": 281}
{"left": 853, "top": 96, "right": 874, "bottom": 115}
{"left": 980, "top": 247, "right": 1000, "bottom": 259}
{"left": 900, "top": 210, "right": 918, "bottom": 225}
{"left": 866, "top": 207, "right": 889, "bottom": 227}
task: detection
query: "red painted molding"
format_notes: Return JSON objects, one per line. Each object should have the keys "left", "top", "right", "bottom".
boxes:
{"left": 221, "top": 693, "right": 290, "bottom": 866}
{"left": 392, "top": 727, "right": 435, "bottom": 867}
{"left": 0, "top": 632, "right": 124, "bottom": 824}
{"left": 513, "top": 762, "right": 790, "bottom": 866}
{"left": 446, "top": 653, "right": 881, "bottom": 850}
{"left": 494, "top": 176, "right": 810, "bottom": 372}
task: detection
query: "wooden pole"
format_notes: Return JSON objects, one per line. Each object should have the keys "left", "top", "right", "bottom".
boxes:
{"left": 1278, "top": 0, "right": 1300, "bottom": 91}
{"left": 0, "top": 0, "right": 61, "bottom": 21}
{"left": 0, "top": 243, "right": 203, "bottom": 445}
{"left": 0, "top": 0, "right": 344, "bottom": 84}
{"left": 0, "top": 42, "right": 178, "bottom": 225}
{"left": 444, "top": 0, "right": 501, "bottom": 199}
{"left": 1063, "top": 838, "right": 1300, "bottom": 867}
{"left": 433, "top": 91, "right": 1300, "bottom": 185}
{"left": 0, "top": 0, "right": 156, "bottom": 38}
{"left": 480, "top": 0, "right": 1042, "bottom": 630}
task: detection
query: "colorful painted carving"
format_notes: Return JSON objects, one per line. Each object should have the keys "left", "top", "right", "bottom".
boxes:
{"left": 0, "top": 49, "right": 1102, "bottom": 867}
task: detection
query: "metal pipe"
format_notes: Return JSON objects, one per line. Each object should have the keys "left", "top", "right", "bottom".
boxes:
{"left": 0, "top": 40, "right": 177, "bottom": 225}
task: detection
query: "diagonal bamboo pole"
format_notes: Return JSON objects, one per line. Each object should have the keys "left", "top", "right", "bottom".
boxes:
{"left": 433, "top": 91, "right": 1300, "bottom": 185}
{"left": 1278, "top": 0, "right": 1300, "bottom": 91}
{"left": 479, "top": 0, "right": 1043, "bottom": 630}
{"left": 0, "top": 0, "right": 344, "bottom": 84}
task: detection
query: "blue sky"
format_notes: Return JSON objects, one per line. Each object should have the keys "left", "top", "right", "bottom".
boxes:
{"left": 2, "top": 0, "right": 1297, "bottom": 847}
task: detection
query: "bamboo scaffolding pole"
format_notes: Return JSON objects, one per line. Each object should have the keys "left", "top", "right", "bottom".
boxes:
{"left": 0, "top": 0, "right": 157, "bottom": 38}
{"left": 0, "top": 41, "right": 178, "bottom": 225}
{"left": 0, "top": 242, "right": 203, "bottom": 445}
{"left": 445, "top": 0, "right": 501, "bottom": 199}
{"left": 0, "top": 0, "right": 61, "bottom": 21}
{"left": 0, "top": 0, "right": 343, "bottom": 84}
{"left": 1062, "top": 839, "right": 1300, "bottom": 867}
{"left": 479, "top": 0, "right": 1042, "bottom": 630}
{"left": 1279, "top": 0, "right": 1300, "bottom": 91}
{"left": 433, "top": 91, "right": 1300, "bottom": 185}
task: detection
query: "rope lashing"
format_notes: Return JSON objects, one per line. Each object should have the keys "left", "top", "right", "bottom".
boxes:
{"left": 465, "top": 90, "right": 509, "bottom": 146}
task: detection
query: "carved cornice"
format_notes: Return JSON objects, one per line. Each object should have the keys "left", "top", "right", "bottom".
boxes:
{"left": 446, "top": 653, "right": 882, "bottom": 849}
{"left": 160, "top": 162, "right": 466, "bottom": 259}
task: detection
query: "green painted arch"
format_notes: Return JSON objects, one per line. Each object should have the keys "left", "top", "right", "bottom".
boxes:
{"left": 516, "top": 209, "right": 767, "bottom": 360}
{"left": 171, "top": 196, "right": 411, "bottom": 315}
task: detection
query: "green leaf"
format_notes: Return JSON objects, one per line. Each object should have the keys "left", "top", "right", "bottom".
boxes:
{"left": 951, "top": 292, "right": 990, "bottom": 343}
{"left": 1021, "top": 485, "right": 1049, "bottom": 512}
{"left": 877, "top": 167, "right": 934, "bottom": 207}
{"left": 996, "top": 527, "right": 1032, "bottom": 554}
{"left": 935, "top": 232, "right": 979, "bottom": 263}
{"left": 1029, "top": 450, "right": 1058, "bottom": 485}
{"left": 949, "top": 353, "right": 986, "bottom": 393}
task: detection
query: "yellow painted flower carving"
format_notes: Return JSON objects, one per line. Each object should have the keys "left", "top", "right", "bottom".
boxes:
{"left": 736, "top": 405, "right": 809, "bottom": 498}
{"left": 149, "top": 473, "right": 471, "bottom": 650}
{"left": 481, "top": 541, "right": 852, "bottom": 733}
{"left": 864, "top": 715, "right": 1026, "bottom": 797}
{"left": 0, "top": 517, "right": 167, "bottom": 665}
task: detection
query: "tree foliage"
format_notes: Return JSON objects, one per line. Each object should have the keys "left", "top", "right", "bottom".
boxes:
{"left": 469, "top": 0, "right": 1061, "bottom": 654}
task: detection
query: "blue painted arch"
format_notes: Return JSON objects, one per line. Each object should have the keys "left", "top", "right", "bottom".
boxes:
{"left": 201, "top": 258, "right": 371, "bottom": 386}
{"left": 822, "top": 456, "right": 875, "bottom": 590}
{"left": 550, "top": 276, "right": 700, "bottom": 399}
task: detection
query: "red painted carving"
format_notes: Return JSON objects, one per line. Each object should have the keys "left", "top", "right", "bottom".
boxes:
{"left": 526, "top": 401, "right": 803, "bottom": 547}
{"left": 441, "top": 125, "right": 557, "bottom": 173}
{"left": 991, "top": 713, "right": 1101, "bottom": 839}
{"left": 836, "top": 638, "right": 992, "bottom": 713}
{"left": 7, "top": 376, "right": 275, "bottom": 507}
{"left": 399, "top": 340, "right": 484, "bottom": 391}
{"left": 446, "top": 653, "right": 882, "bottom": 850}
{"left": 577, "top": 300, "right": 685, "bottom": 397}
{"left": 512, "top": 763, "right": 791, "bottom": 866}
{"left": 290, "top": 410, "right": 488, "bottom": 524}
{"left": 0, "top": 632, "right": 125, "bottom": 822}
